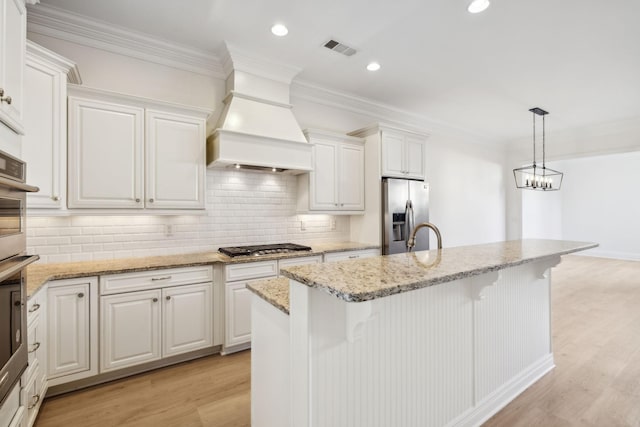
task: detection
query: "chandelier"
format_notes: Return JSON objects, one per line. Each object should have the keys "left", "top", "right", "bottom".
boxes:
{"left": 513, "top": 107, "right": 563, "bottom": 191}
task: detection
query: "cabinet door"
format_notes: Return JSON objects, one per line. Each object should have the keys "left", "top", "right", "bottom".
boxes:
{"left": 68, "top": 97, "right": 144, "bottom": 208}
{"left": 338, "top": 143, "right": 365, "bottom": 210}
{"left": 163, "top": 283, "right": 213, "bottom": 357}
{"left": 381, "top": 131, "right": 406, "bottom": 178}
{"left": 23, "top": 55, "right": 65, "bottom": 208}
{"left": 0, "top": 0, "right": 26, "bottom": 134}
{"left": 100, "top": 289, "right": 162, "bottom": 372}
{"left": 145, "top": 110, "right": 205, "bottom": 209}
{"left": 225, "top": 281, "right": 253, "bottom": 348}
{"left": 405, "top": 135, "right": 425, "bottom": 180}
{"left": 309, "top": 140, "right": 338, "bottom": 210}
{"left": 48, "top": 282, "right": 91, "bottom": 379}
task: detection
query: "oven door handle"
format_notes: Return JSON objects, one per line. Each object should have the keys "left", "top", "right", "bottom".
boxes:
{"left": 0, "top": 176, "right": 39, "bottom": 192}
{"left": 0, "top": 255, "right": 40, "bottom": 283}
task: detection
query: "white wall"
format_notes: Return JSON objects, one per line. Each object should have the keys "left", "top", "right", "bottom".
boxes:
{"left": 556, "top": 152, "right": 640, "bottom": 260}
{"left": 25, "top": 34, "right": 509, "bottom": 262}
{"left": 426, "top": 134, "right": 506, "bottom": 247}
{"left": 521, "top": 183, "right": 563, "bottom": 240}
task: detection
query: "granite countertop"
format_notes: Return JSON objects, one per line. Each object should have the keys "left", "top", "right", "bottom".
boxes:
{"left": 280, "top": 239, "right": 598, "bottom": 303}
{"left": 26, "top": 241, "right": 379, "bottom": 297}
{"left": 247, "top": 277, "right": 290, "bottom": 315}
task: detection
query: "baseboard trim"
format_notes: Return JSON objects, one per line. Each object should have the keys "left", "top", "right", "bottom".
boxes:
{"left": 450, "top": 353, "right": 555, "bottom": 427}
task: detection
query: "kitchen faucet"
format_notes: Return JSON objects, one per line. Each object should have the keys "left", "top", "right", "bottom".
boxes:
{"left": 407, "top": 222, "right": 442, "bottom": 251}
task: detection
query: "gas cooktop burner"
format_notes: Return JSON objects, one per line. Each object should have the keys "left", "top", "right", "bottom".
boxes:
{"left": 219, "top": 243, "right": 313, "bottom": 257}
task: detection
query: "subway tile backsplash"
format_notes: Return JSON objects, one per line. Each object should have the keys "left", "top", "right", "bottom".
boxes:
{"left": 27, "top": 169, "right": 350, "bottom": 263}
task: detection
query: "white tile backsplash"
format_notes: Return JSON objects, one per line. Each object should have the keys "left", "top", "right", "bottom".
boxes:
{"left": 27, "top": 169, "right": 350, "bottom": 263}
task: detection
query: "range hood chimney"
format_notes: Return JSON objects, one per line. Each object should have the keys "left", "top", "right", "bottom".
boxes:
{"left": 207, "top": 43, "right": 312, "bottom": 174}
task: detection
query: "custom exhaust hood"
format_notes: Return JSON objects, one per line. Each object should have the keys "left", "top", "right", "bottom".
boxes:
{"left": 206, "top": 44, "right": 312, "bottom": 174}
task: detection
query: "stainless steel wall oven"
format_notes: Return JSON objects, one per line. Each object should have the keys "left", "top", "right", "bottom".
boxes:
{"left": 0, "top": 149, "right": 39, "bottom": 405}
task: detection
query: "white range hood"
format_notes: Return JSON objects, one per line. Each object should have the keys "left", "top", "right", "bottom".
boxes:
{"left": 207, "top": 44, "right": 312, "bottom": 174}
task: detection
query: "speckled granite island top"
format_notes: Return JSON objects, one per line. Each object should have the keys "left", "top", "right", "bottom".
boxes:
{"left": 247, "top": 277, "right": 290, "bottom": 315}
{"left": 280, "top": 239, "right": 598, "bottom": 303}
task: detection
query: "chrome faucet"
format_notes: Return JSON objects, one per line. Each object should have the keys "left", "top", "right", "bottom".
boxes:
{"left": 407, "top": 222, "right": 442, "bottom": 252}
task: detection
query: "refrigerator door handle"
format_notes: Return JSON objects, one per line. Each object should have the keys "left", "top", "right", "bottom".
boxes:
{"left": 405, "top": 200, "right": 414, "bottom": 249}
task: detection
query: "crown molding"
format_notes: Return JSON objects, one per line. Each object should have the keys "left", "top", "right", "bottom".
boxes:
{"left": 27, "top": 40, "right": 82, "bottom": 84}
{"left": 26, "top": 3, "right": 224, "bottom": 78}
{"left": 291, "top": 79, "right": 498, "bottom": 146}
{"left": 220, "top": 42, "right": 302, "bottom": 83}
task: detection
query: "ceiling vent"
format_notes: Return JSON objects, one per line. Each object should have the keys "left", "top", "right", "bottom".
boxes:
{"left": 324, "top": 39, "right": 357, "bottom": 56}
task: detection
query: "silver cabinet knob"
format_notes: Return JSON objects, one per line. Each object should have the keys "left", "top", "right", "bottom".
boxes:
{"left": 135, "top": 198, "right": 140, "bottom": 203}
{"left": 77, "top": 293, "right": 84, "bottom": 298}
{"left": 166, "top": 296, "right": 171, "bottom": 301}
{"left": 152, "top": 298, "right": 158, "bottom": 302}
{"left": 149, "top": 198, "right": 154, "bottom": 203}
{"left": 52, "top": 196, "right": 60, "bottom": 201}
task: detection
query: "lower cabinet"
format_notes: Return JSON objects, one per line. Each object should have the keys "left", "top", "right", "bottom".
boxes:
{"left": 0, "top": 383, "right": 24, "bottom": 427}
{"left": 47, "top": 277, "right": 98, "bottom": 386}
{"left": 100, "top": 267, "right": 214, "bottom": 372}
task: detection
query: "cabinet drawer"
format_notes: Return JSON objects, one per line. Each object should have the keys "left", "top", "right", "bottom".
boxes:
{"left": 225, "top": 261, "right": 278, "bottom": 282}
{"left": 323, "top": 249, "right": 380, "bottom": 263}
{"left": 26, "top": 290, "right": 45, "bottom": 323}
{"left": 278, "top": 255, "right": 323, "bottom": 273}
{"left": 101, "top": 266, "right": 213, "bottom": 295}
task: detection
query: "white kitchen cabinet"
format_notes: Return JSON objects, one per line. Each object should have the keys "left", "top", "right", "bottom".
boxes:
{"left": 298, "top": 129, "right": 365, "bottom": 214}
{"left": 163, "top": 283, "right": 212, "bottom": 357}
{"left": 24, "top": 285, "right": 47, "bottom": 427}
{"left": 99, "top": 266, "right": 215, "bottom": 372}
{"left": 0, "top": 0, "right": 26, "bottom": 134}
{"left": 67, "top": 95, "right": 144, "bottom": 209}
{"left": 47, "top": 277, "right": 98, "bottom": 386}
{"left": 67, "top": 86, "right": 210, "bottom": 211}
{"left": 225, "top": 281, "right": 254, "bottom": 348}
{"left": 23, "top": 41, "right": 80, "bottom": 210}
{"left": 100, "top": 289, "right": 162, "bottom": 372}
{"left": 323, "top": 248, "right": 380, "bottom": 263}
{"left": 278, "top": 255, "right": 323, "bottom": 274}
{"left": 381, "top": 129, "right": 426, "bottom": 180}
{"left": 145, "top": 110, "right": 206, "bottom": 209}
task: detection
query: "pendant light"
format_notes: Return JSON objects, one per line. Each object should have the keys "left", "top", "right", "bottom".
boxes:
{"left": 513, "top": 107, "right": 563, "bottom": 191}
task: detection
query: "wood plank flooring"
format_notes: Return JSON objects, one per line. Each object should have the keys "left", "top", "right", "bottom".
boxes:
{"left": 35, "top": 255, "right": 640, "bottom": 427}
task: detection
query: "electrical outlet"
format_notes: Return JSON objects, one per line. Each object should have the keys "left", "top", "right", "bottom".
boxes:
{"left": 301, "top": 221, "right": 306, "bottom": 231}
{"left": 330, "top": 218, "right": 336, "bottom": 231}
{"left": 165, "top": 224, "right": 173, "bottom": 237}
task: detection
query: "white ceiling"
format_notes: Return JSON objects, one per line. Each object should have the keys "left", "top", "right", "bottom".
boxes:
{"left": 36, "top": 0, "right": 640, "bottom": 143}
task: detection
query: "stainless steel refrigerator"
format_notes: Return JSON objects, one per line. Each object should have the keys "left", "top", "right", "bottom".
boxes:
{"left": 382, "top": 178, "right": 430, "bottom": 254}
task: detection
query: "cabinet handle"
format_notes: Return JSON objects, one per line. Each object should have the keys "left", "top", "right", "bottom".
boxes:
{"left": 52, "top": 196, "right": 60, "bottom": 201}
{"left": 29, "top": 342, "right": 41, "bottom": 353}
{"left": 28, "top": 303, "right": 40, "bottom": 313}
{"left": 348, "top": 255, "right": 358, "bottom": 259}
{"left": 77, "top": 292, "right": 84, "bottom": 298}
{"left": 340, "top": 203, "right": 344, "bottom": 207}
{"left": 151, "top": 276, "right": 172, "bottom": 281}
{"left": 149, "top": 198, "right": 154, "bottom": 203}
{"left": 28, "top": 394, "right": 41, "bottom": 410}
{"left": 152, "top": 298, "right": 158, "bottom": 302}
{"left": 166, "top": 296, "right": 171, "bottom": 301}
{"left": 135, "top": 198, "right": 140, "bottom": 203}
{"left": 0, "top": 89, "right": 11, "bottom": 105}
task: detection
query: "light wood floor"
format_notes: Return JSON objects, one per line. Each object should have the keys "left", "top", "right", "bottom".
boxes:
{"left": 35, "top": 255, "right": 640, "bottom": 427}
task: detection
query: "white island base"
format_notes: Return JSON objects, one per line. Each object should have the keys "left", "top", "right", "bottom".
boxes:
{"left": 252, "top": 254, "right": 563, "bottom": 427}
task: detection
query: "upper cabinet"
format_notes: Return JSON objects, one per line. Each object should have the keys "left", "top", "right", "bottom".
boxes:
{"left": 22, "top": 41, "right": 80, "bottom": 210}
{"left": 381, "top": 129, "right": 426, "bottom": 180}
{"left": 67, "top": 86, "right": 210, "bottom": 211}
{"left": 0, "top": 0, "right": 26, "bottom": 134}
{"left": 297, "top": 129, "right": 365, "bottom": 214}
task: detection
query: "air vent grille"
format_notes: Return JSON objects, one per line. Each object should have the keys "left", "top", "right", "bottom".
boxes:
{"left": 324, "top": 39, "right": 357, "bottom": 56}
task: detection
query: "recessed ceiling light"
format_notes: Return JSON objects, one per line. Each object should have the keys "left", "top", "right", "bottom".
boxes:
{"left": 271, "top": 24, "right": 288, "bottom": 37}
{"left": 367, "top": 62, "right": 381, "bottom": 71}
{"left": 468, "top": 0, "right": 490, "bottom": 13}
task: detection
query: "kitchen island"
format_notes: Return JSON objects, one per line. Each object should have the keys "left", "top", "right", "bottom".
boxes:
{"left": 249, "top": 239, "right": 597, "bottom": 427}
